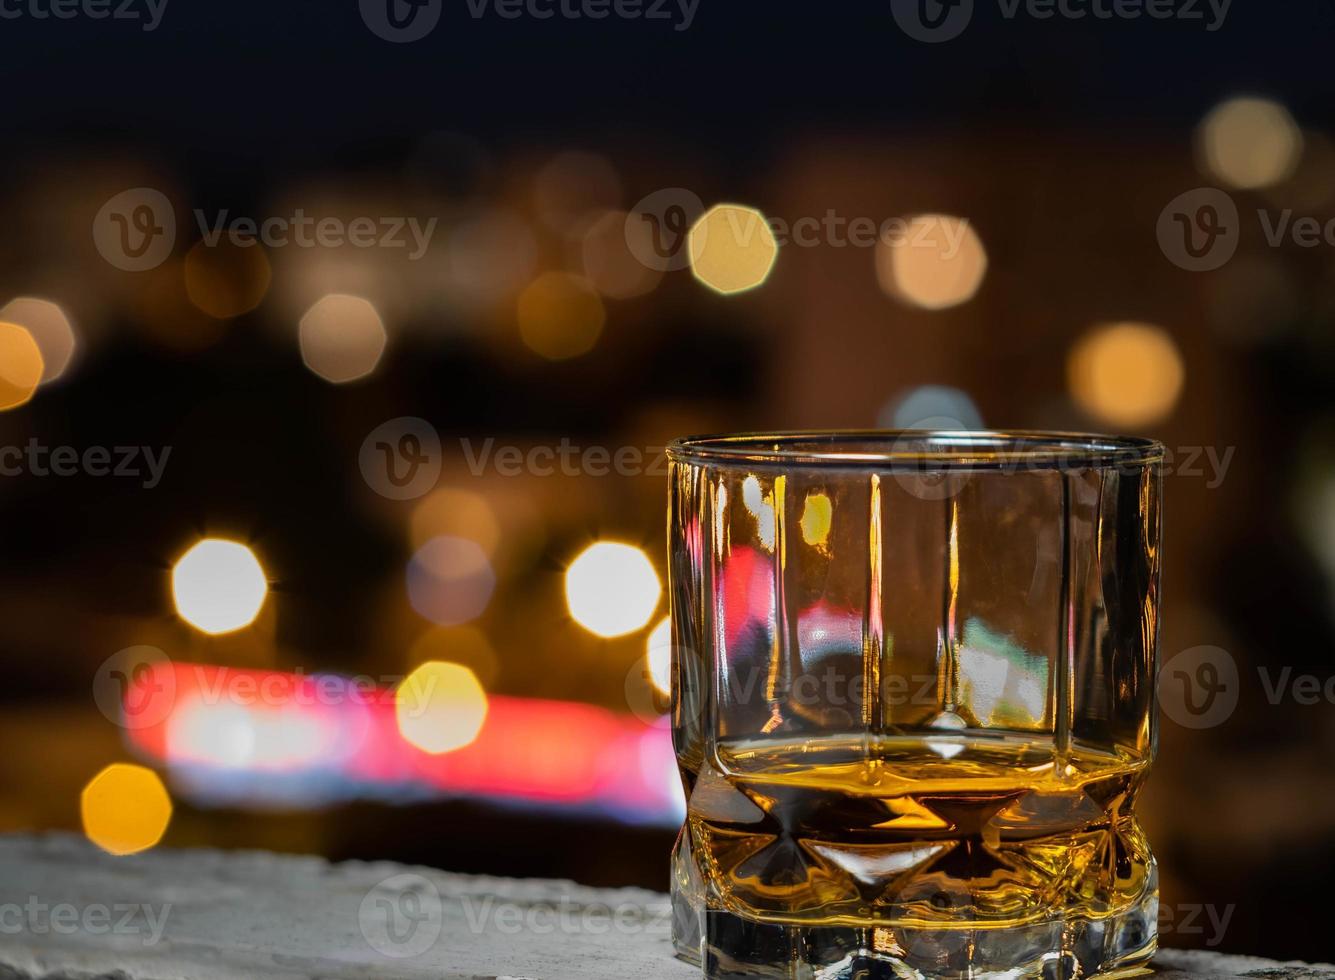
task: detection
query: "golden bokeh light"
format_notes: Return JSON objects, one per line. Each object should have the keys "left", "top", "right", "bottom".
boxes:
{"left": 876, "top": 214, "right": 987, "bottom": 310}
{"left": 1068, "top": 322, "right": 1185, "bottom": 429}
{"left": 409, "top": 625, "right": 501, "bottom": 688}
{"left": 799, "top": 492, "right": 834, "bottom": 549}
{"left": 172, "top": 538, "right": 270, "bottom": 635}
{"left": 688, "top": 204, "right": 779, "bottom": 295}
{"left": 565, "top": 541, "right": 662, "bottom": 638}
{"left": 299, "top": 293, "right": 388, "bottom": 384}
{"left": 133, "top": 259, "right": 231, "bottom": 351}
{"left": 646, "top": 615, "right": 672, "bottom": 697}
{"left": 517, "top": 272, "right": 605, "bottom": 360}
{"left": 0, "top": 297, "right": 76, "bottom": 383}
{"left": 0, "top": 322, "right": 44, "bottom": 411}
{"left": 1197, "top": 96, "right": 1303, "bottom": 190}
{"left": 407, "top": 535, "right": 496, "bottom": 627}
{"left": 410, "top": 488, "right": 501, "bottom": 555}
{"left": 395, "top": 661, "right": 489, "bottom": 755}
{"left": 184, "top": 240, "right": 273, "bottom": 319}
{"left": 580, "top": 210, "right": 663, "bottom": 299}
{"left": 80, "top": 763, "right": 173, "bottom": 856}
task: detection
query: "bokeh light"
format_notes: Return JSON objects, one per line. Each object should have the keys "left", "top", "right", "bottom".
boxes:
{"left": 876, "top": 214, "right": 987, "bottom": 310}
{"left": 299, "top": 293, "right": 388, "bottom": 383}
{"left": 1197, "top": 96, "right": 1303, "bottom": 190}
{"left": 0, "top": 297, "right": 76, "bottom": 383}
{"left": 688, "top": 204, "right": 779, "bottom": 295}
{"left": 741, "top": 474, "right": 777, "bottom": 551}
{"left": 80, "top": 763, "right": 173, "bottom": 856}
{"left": 579, "top": 210, "right": 663, "bottom": 299}
{"left": 184, "top": 240, "right": 273, "bottom": 319}
{"left": 1067, "top": 322, "right": 1185, "bottom": 429}
{"left": 517, "top": 272, "right": 605, "bottom": 360}
{"left": 445, "top": 209, "right": 538, "bottom": 312}
{"left": 646, "top": 615, "right": 672, "bottom": 697}
{"left": 407, "top": 535, "right": 496, "bottom": 626}
{"left": 878, "top": 384, "right": 984, "bottom": 430}
{"left": 395, "top": 661, "right": 489, "bottom": 755}
{"left": 411, "top": 488, "right": 501, "bottom": 555}
{"left": 565, "top": 541, "right": 661, "bottom": 638}
{"left": 0, "top": 321, "right": 44, "bottom": 411}
{"left": 171, "top": 538, "right": 270, "bottom": 636}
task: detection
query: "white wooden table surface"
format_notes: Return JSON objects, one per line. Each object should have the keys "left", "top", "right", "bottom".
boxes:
{"left": 0, "top": 834, "right": 1329, "bottom": 980}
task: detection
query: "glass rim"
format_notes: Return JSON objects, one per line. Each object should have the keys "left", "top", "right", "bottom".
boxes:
{"left": 666, "top": 430, "right": 1166, "bottom": 469}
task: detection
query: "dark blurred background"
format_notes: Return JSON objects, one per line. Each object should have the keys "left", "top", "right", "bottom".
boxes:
{"left": 0, "top": 0, "right": 1333, "bottom": 962}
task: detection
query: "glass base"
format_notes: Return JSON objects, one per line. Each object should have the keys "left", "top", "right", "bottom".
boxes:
{"left": 671, "top": 833, "right": 1159, "bottom": 980}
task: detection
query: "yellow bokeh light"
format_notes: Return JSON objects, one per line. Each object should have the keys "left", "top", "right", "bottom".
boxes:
{"left": 799, "top": 492, "right": 833, "bottom": 549}
{"left": 184, "top": 240, "right": 273, "bottom": 319}
{"left": 646, "top": 615, "right": 672, "bottom": 697}
{"left": 81, "top": 763, "right": 173, "bottom": 856}
{"left": 0, "top": 297, "right": 76, "bottom": 383}
{"left": 580, "top": 210, "right": 663, "bottom": 299}
{"left": 1068, "top": 322, "right": 1185, "bottom": 429}
{"left": 1197, "top": 96, "right": 1303, "bottom": 191}
{"left": 565, "top": 541, "right": 662, "bottom": 638}
{"left": 0, "top": 322, "right": 44, "bottom": 411}
{"left": 517, "top": 272, "right": 605, "bottom": 360}
{"left": 299, "top": 293, "right": 388, "bottom": 384}
{"left": 876, "top": 214, "right": 987, "bottom": 311}
{"left": 172, "top": 538, "right": 269, "bottom": 635}
{"left": 688, "top": 204, "right": 779, "bottom": 295}
{"left": 396, "top": 661, "right": 489, "bottom": 755}
{"left": 410, "top": 488, "right": 501, "bottom": 555}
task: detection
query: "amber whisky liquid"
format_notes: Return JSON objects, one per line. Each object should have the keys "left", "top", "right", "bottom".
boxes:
{"left": 689, "top": 731, "right": 1153, "bottom": 934}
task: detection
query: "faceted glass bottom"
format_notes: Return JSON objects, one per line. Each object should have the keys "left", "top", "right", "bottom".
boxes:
{"left": 671, "top": 830, "right": 1159, "bottom": 980}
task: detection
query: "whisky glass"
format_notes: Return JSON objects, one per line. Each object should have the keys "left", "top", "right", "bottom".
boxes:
{"left": 666, "top": 432, "right": 1163, "bottom": 980}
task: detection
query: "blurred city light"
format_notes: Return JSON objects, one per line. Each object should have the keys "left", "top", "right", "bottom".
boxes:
{"left": 183, "top": 241, "right": 273, "bottom": 319}
{"left": 1067, "top": 321, "right": 1185, "bottom": 428}
{"left": 407, "top": 535, "right": 496, "bottom": 626}
{"left": 878, "top": 385, "right": 984, "bottom": 430}
{"left": 0, "top": 321, "right": 44, "bottom": 410}
{"left": 411, "top": 488, "right": 501, "bottom": 555}
{"left": 517, "top": 271, "right": 605, "bottom": 360}
{"left": 0, "top": 297, "right": 76, "bottom": 383}
{"left": 445, "top": 209, "right": 538, "bottom": 312}
{"left": 533, "top": 150, "right": 622, "bottom": 237}
{"left": 565, "top": 541, "right": 661, "bottom": 638}
{"left": 646, "top": 615, "right": 672, "bottom": 696}
{"left": 688, "top": 204, "right": 778, "bottom": 295}
{"left": 396, "top": 661, "right": 489, "bottom": 755}
{"left": 876, "top": 214, "right": 987, "bottom": 310}
{"left": 799, "top": 492, "right": 833, "bottom": 549}
{"left": 80, "top": 763, "right": 173, "bottom": 856}
{"left": 298, "top": 293, "right": 388, "bottom": 383}
{"left": 1197, "top": 95, "right": 1303, "bottom": 190}
{"left": 171, "top": 539, "right": 270, "bottom": 636}
{"left": 579, "top": 209, "right": 663, "bottom": 299}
